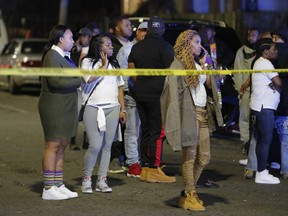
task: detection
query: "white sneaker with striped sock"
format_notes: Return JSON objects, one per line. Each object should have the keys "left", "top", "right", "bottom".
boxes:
{"left": 57, "top": 184, "right": 78, "bottom": 198}
{"left": 42, "top": 186, "right": 69, "bottom": 200}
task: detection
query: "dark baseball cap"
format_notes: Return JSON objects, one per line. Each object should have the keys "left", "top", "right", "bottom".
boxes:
{"left": 255, "top": 38, "right": 273, "bottom": 52}
{"left": 148, "top": 16, "right": 165, "bottom": 35}
{"left": 77, "top": 27, "right": 93, "bottom": 37}
{"left": 271, "top": 28, "right": 288, "bottom": 42}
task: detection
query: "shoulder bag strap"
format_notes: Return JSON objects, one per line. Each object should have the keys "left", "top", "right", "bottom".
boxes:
{"left": 82, "top": 77, "right": 103, "bottom": 107}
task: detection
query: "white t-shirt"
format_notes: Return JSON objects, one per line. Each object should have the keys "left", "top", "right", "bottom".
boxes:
{"left": 250, "top": 57, "right": 280, "bottom": 111}
{"left": 190, "top": 63, "right": 207, "bottom": 107}
{"left": 81, "top": 46, "right": 89, "bottom": 56}
{"left": 116, "top": 39, "right": 135, "bottom": 69}
{"left": 116, "top": 40, "right": 136, "bottom": 92}
{"left": 81, "top": 58, "right": 124, "bottom": 108}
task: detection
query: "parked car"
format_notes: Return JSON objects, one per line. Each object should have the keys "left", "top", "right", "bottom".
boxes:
{"left": 0, "top": 38, "right": 48, "bottom": 94}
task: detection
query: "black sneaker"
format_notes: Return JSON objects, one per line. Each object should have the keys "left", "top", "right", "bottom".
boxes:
{"left": 204, "top": 179, "right": 219, "bottom": 188}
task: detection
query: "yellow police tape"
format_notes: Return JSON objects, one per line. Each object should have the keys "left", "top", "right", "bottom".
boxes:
{"left": 0, "top": 68, "right": 288, "bottom": 76}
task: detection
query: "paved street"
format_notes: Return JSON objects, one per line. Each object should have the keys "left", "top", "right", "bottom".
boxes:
{"left": 0, "top": 89, "right": 287, "bottom": 216}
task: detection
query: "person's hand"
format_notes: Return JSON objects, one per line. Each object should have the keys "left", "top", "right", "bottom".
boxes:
{"left": 199, "top": 51, "right": 208, "bottom": 68}
{"left": 119, "top": 110, "right": 127, "bottom": 124}
{"left": 100, "top": 51, "right": 108, "bottom": 68}
{"left": 199, "top": 46, "right": 210, "bottom": 69}
{"left": 240, "top": 81, "right": 250, "bottom": 93}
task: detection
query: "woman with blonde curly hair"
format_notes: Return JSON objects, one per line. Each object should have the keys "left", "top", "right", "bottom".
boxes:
{"left": 161, "top": 29, "right": 223, "bottom": 211}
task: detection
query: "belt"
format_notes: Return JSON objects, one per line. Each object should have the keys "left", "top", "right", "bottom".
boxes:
{"left": 196, "top": 106, "right": 207, "bottom": 110}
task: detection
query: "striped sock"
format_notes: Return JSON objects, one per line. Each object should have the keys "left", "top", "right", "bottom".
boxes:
{"left": 54, "top": 170, "right": 63, "bottom": 187}
{"left": 43, "top": 170, "right": 54, "bottom": 190}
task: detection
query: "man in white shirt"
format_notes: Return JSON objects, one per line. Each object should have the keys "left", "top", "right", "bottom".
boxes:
{"left": 116, "top": 22, "right": 148, "bottom": 178}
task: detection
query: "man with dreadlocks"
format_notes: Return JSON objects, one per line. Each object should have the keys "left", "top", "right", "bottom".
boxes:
{"left": 161, "top": 30, "right": 223, "bottom": 211}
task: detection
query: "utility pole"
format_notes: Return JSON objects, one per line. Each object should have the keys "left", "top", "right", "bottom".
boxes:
{"left": 58, "top": 0, "right": 69, "bottom": 25}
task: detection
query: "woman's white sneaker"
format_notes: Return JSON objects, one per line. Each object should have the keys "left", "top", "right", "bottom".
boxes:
{"left": 81, "top": 177, "right": 93, "bottom": 194}
{"left": 255, "top": 169, "right": 280, "bottom": 184}
{"left": 239, "top": 159, "right": 248, "bottom": 166}
{"left": 57, "top": 184, "right": 78, "bottom": 198}
{"left": 95, "top": 177, "right": 112, "bottom": 193}
{"left": 42, "top": 186, "right": 69, "bottom": 200}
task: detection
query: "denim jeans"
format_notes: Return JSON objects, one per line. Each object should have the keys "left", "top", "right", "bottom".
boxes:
{"left": 124, "top": 103, "right": 141, "bottom": 166}
{"left": 275, "top": 116, "right": 288, "bottom": 174}
{"left": 246, "top": 132, "right": 257, "bottom": 171}
{"left": 251, "top": 108, "right": 275, "bottom": 172}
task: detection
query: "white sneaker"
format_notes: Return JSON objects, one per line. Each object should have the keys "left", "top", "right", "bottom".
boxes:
{"left": 42, "top": 186, "right": 69, "bottom": 200}
{"left": 255, "top": 169, "right": 280, "bottom": 184}
{"left": 239, "top": 159, "right": 248, "bottom": 166}
{"left": 81, "top": 177, "right": 93, "bottom": 194}
{"left": 96, "top": 177, "right": 112, "bottom": 193}
{"left": 57, "top": 184, "right": 78, "bottom": 198}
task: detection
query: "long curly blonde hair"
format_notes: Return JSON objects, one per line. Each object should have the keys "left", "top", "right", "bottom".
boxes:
{"left": 174, "top": 29, "right": 199, "bottom": 89}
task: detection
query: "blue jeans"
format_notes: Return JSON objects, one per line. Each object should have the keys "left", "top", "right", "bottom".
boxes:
{"left": 251, "top": 108, "right": 275, "bottom": 172}
{"left": 246, "top": 132, "right": 257, "bottom": 171}
{"left": 124, "top": 103, "right": 141, "bottom": 166}
{"left": 246, "top": 107, "right": 258, "bottom": 171}
{"left": 275, "top": 116, "right": 288, "bottom": 174}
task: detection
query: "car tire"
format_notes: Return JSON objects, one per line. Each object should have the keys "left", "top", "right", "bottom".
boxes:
{"left": 8, "top": 77, "right": 20, "bottom": 94}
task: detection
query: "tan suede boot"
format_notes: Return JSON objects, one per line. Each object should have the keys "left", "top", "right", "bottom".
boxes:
{"left": 140, "top": 167, "right": 149, "bottom": 181}
{"left": 181, "top": 190, "right": 203, "bottom": 206}
{"left": 145, "top": 167, "right": 176, "bottom": 183}
{"left": 192, "top": 190, "right": 204, "bottom": 206}
{"left": 178, "top": 191, "right": 205, "bottom": 211}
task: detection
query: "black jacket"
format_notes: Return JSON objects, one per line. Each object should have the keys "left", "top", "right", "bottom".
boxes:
{"left": 275, "top": 42, "right": 288, "bottom": 116}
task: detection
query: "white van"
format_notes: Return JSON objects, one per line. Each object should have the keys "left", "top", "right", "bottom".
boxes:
{"left": 0, "top": 12, "right": 8, "bottom": 53}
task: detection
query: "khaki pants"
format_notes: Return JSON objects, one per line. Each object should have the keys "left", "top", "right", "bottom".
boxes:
{"left": 182, "top": 107, "right": 211, "bottom": 193}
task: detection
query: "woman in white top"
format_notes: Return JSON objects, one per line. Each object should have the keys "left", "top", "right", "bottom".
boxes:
{"left": 80, "top": 34, "right": 126, "bottom": 193}
{"left": 250, "top": 38, "right": 282, "bottom": 184}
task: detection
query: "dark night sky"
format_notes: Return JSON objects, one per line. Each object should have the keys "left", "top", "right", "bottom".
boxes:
{"left": 1, "top": 0, "right": 178, "bottom": 38}
{"left": 0, "top": 0, "right": 121, "bottom": 38}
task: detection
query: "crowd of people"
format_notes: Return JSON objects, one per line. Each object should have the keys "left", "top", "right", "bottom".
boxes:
{"left": 37, "top": 15, "right": 288, "bottom": 211}
{"left": 237, "top": 29, "right": 288, "bottom": 184}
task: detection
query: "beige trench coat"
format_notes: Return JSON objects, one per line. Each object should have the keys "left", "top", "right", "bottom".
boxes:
{"left": 160, "top": 57, "right": 223, "bottom": 151}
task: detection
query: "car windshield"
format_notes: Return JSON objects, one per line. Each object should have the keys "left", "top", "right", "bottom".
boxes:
{"left": 21, "top": 41, "right": 47, "bottom": 54}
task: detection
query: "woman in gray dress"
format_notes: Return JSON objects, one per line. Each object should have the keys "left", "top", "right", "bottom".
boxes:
{"left": 39, "top": 25, "right": 81, "bottom": 200}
